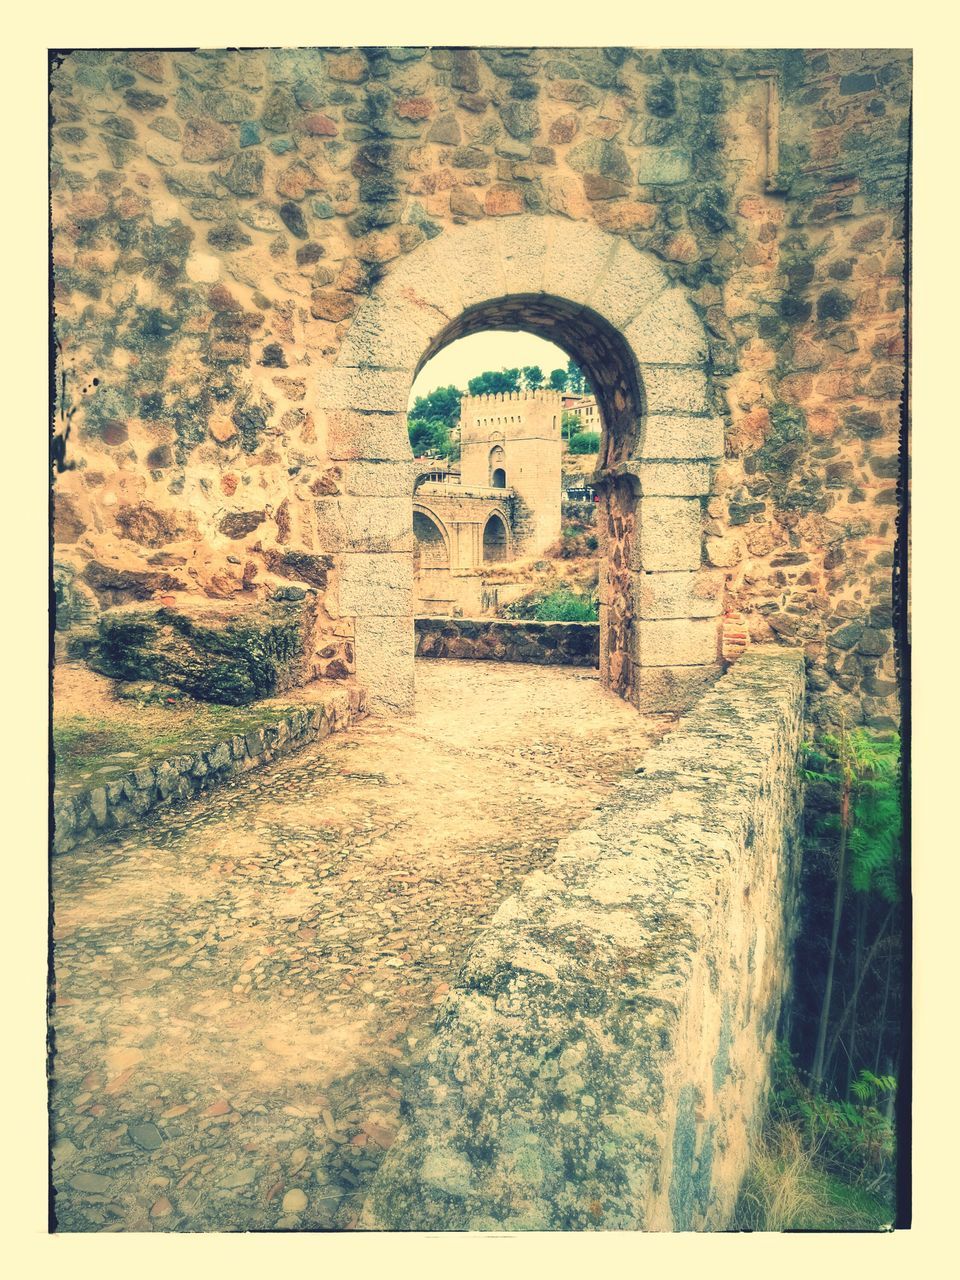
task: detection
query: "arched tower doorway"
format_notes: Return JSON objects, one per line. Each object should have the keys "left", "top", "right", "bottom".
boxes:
{"left": 482, "top": 513, "right": 508, "bottom": 563}
{"left": 321, "top": 216, "right": 724, "bottom": 714}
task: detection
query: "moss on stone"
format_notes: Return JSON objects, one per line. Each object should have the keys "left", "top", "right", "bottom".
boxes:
{"left": 91, "top": 604, "right": 309, "bottom": 705}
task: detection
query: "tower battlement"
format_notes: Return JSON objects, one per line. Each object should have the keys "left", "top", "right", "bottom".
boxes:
{"left": 460, "top": 389, "right": 563, "bottom": 414}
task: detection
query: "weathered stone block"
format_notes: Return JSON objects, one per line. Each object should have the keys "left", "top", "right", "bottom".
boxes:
{"left": 633, "top": 662, "right": 722, "bottom": 713}
{"left": 430, "top": 218, "right": 507, "bottom": 311}
{"left": 337, "top": 296, "right": 444, "bottom": 370}
{"left": 633, "top": 497, "right": 703, "bottom": 572}
{"left": 637, "top": 617, "right": 719, "bottom": 667}
{"left": 375, "top": 243, "right": 462, "bottom": 320}
{"left": 635, "top": 570, "right": 724, "bottom": 620}
{"left": 623, "top": 289, "right": 708, "bottom": 366}
{"left": 590, "top": 238, "right": 668, "bottom": 328}
{"left": 324, "top": 410, "right": 410, "bottom": 462}
{"left": 334, "top": 552, "right": 413, "bottom": 618}
{"left": 315, "top": 365, "right": 410, "bottom": 414}
{"left": 636, "top": 147, "right": 691, "bottom": 184}
{"left": 341, "top": 459, "right": 416, "bottom": 498}
{"left": 341, "top": 496, "right": 414, "bottom": 553}
{"left": 542, "top": 219, "right": 618, "bottom": 307}
{"left": 354, "top": 615, "right": 415, "bottom": 714}
{"left": 640, "top": 366, "right": 710, "bottom": 415}
{"left": 496, "top": 214, "right": 548, "bottom": 295}
{"left": 632, "top": 460, "right": 712, "bottom": 497}
{"left": 638, "top": 415, "right": 724, "bottom": 462}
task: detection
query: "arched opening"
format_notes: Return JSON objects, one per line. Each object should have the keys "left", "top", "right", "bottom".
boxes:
{"left": 489, "top": 444, "right": 506, "bottom": 487}
{"left": 404, "top": 306, "right": 626, "bottom": 688}
{"left": 482, "top": 513, "right": 508, "bottom": 563}
{"left": 330, "top": 214, "right": 721, "bottom": 716}
{"left": 412, "top": 294, "right": 644, "bottom": 471}
{"left": 413, "top": 509, "right": 449, "bottom": 568}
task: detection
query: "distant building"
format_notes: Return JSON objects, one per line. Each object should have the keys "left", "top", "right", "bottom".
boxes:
{"left": 459, "top": 389, "right": 562, "bottom": 556}
{"left": 411, "top": 390, "right": 564, "bottom": 616}
{"left": 564, "top": 395, "right": 600, "bottom": 432}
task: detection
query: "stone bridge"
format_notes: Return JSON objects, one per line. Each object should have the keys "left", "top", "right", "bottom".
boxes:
{"left": 50, "top": 649, "right": 803, "bottom": 1232}
{"left": 413, "top": 481, "right": 515, "bottom": 615}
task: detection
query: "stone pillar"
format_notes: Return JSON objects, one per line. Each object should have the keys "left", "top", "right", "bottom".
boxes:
{"left": 625, "top": 415, "right": 726, "bottom": 713}
{"left": 318, "top": 388, "right": 416, "bottom": 716}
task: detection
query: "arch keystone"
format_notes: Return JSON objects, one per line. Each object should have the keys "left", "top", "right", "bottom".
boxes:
{"left": 496, "top": 215, "right": 549, "bottom": 296}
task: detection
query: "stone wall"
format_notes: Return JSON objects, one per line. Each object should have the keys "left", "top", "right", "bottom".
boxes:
{"left": 415, "top": 617, "right": 599, "bottom": 666}
{"left": 361, "top": 648, "right": 805, "bottom": 1230}
{"left": 51, "top": 48, "right": 908, "bottom": 727}
{"left": 53, "top": 684, "right": 365, "bottom": 853}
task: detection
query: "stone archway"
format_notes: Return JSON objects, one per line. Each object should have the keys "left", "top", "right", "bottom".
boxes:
{"left": 317, "top": 215, "right": 724, "bottom": 714}
{"left": 412, "top": 508, "right": 450, "bottom": 568}
{"left": 482, "top": 513, "right": 509, "bottom": 563}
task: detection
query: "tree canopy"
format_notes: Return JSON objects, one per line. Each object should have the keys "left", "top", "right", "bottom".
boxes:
{"left": 409, "top": 384, "right": 461, "bottom": 428}
{"left": 467, "top": 368, "right": 521, "bottom": 396}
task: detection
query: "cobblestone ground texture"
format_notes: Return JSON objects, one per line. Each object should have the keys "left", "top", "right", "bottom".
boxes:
{"left": 50, "top": 661, "right": 669, "bottom": 1232}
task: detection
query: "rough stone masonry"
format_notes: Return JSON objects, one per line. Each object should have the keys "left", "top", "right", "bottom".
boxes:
{"left": 51, "top": 47, "right": 907, "bottom": 723}
{"left": 362, "top": 648, "right": 806, "bottom": 1230}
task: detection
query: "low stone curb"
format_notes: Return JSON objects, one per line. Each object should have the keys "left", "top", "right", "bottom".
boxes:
{"left": 415, "top": 617, "right": 599, "bottom": 667}
{"left": 53, "top": 685, "right": 366, "bottom": 854}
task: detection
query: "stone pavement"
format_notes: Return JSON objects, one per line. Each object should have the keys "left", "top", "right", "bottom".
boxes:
{"left": 50, "top": 660, "right": 668, "bottom": 1232}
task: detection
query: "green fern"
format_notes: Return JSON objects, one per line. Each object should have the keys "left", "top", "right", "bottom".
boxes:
{"left": 803, "top": 731, "right": 902, "bottom": 903}
{"left": 850, "top": 1070, "right": 897, "bottom": 1104}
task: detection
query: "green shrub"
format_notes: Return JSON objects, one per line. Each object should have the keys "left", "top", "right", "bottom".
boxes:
{"left": 533, "top": 588, "right": 599, "bottom": 622}
{"left": 568, "top": 431, "right": 600, "bottom": 454}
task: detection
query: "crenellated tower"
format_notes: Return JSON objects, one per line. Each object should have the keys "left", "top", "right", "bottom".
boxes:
{"left": 458, "top": 389, "right": 562, "bottom": 555}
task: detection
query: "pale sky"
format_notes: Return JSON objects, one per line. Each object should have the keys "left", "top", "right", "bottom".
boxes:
{"left": 408, "top": 331, "right": 571, "bottom": 408}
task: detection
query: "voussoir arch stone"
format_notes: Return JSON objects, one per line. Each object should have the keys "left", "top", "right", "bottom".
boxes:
{"left": 330, "top": 214, "right": 709, "bottom": 401}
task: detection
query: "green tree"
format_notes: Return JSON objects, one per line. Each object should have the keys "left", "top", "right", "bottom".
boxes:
{"left": 410, "top": 384, "right": 462, "bottom": 428}
{"left": 566, "top": 358, "right": 588, "bottom": 395}
{"left": 548, "top": 367, "right": 568, "bottom": 392}
{"left": 408, "top": 418, "right": 452, "bottom": 457}
{"left": 467, "top": 367, "right": 522, "bottom": 396}
{"left": 568, "top": 431, "right": 600, "bottom": 454}
{"left": 522, "top": 365, "right": 544, "bottom": 391}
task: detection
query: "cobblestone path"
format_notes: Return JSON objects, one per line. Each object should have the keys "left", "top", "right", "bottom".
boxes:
{"left": 50, "top": 661, "right": 668, "bottom": 1232}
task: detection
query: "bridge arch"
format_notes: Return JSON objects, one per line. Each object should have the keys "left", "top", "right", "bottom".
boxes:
{"left": 412, "top": 504, "right": 450, "bottom": 567}
{"left": 324, "top": 215, "right": 724, "bottom": 714}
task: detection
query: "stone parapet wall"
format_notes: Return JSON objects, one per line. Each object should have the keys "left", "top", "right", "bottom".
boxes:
{"left": 362, "top": 648, "right": 805, "bottom": 1231}
{"left": 53, "top": 684, "right": 365, "bottom": 853}
{"left": 415, "top": 617, "right": 599, "bottom": 667}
